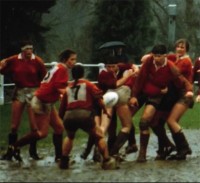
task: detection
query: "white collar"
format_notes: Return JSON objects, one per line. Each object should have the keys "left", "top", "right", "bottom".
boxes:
{"left": 153, "top": 58, "right": 167, "bottom": 70}
{"left": 18, "top": 53, "right": 36, "bottom": 60}
{"left": 179, "top": 54, "right": 189, "bottom": 60}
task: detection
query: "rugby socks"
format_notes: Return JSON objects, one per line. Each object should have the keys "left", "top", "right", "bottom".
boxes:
{"left": 59, "top": 155, "right": 69, "bottom": 169}
{"left": 109, "top": 131, "right": 129, "bottom": 156}
{"left": 0, "top": 133, "right": 18, "bottom": 160}
{"left": 29, "top": 139, "right": 42, "bottom": 160}
{"left": 53, "top": 133, "right": 63, "bottom": 161}
{"left": 107, "top": 114, "right": 117, "bottom": 152}
{"left": 14, "top": 131, "right": 40, "bottom": 148}
{"left": 81, "top": 134, "right": 95, "bottom": 159}
{"left": 127, "top": 124, "right": 136, "bottom": 146}
{"left": 151, "top": 123, "right": 174, "bottom": 154}
{"left": 107, "top": 134, "right": 116, "bottom": 153}
{"left": 8, "top": 132, "right": 18, "bottom": 145}
{"left": 137, "top": 133, "right": 150, "bottom": 162}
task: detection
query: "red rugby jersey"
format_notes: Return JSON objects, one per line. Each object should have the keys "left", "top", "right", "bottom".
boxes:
{"left": 131, "top": 56, "right": 192, "bottom": 98}
{"left": 59, "top": 79, "right": 103, "bottom": 118}
{"left": 35, "top": 63, "right": 68, "bottom": 103}
{"left": 174, "top": 55, "right": 193, "bottom": 83}
{"left": 167, "top": 54, "right": 193, "bottom": 83}
{"left": 98, "top": 63, "right": 133, "bottom": 93}
{"left": 0, "top": 53, "right": 46, "bottom": 87}
{"left": 193, "top": 57, "right": 200, "bottom": 94}
{"left": 98, "top": 69, "right": 117, "bottom": 92}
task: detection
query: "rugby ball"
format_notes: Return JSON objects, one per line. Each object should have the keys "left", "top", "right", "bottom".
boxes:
{"left": 103, "top": 91, "right": 119, "bottom": 107}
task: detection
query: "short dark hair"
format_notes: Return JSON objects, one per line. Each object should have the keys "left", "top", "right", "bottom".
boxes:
{"left": 72, "top": 64, "right": 84, "bottom": 80}
{"left": 151, "top": 44, "right": 167, "bottom": 55}
{"left": 103, "top": 55, "right": 118, "bottom": 65}
{"left": 58, "top": 49, "right": 76, "bottom": 63}
{"left": 20, "top": 39, "right": 33, "bottom": 47}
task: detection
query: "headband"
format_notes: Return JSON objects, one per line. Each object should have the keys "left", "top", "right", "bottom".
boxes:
{"left": 21, "top": 45, "right": 33, "bottom": 51}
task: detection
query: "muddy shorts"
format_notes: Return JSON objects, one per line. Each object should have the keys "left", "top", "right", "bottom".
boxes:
{"left": 107, "top": 85, "right": 131, "bottom": 105}
{"left": 12, "top": 87, "right": 37, "bottom": 105}
{"left": 31, "top": 96, "right": 53, "bottom": 114}
{"left": 63, "top": 109, "right": 95, "bottom": 132}
{"left": 177, "top": 95, "right": 194, "bottom": 108}
{"left": 145, "top": 95, "right": 163, "bottom": 109}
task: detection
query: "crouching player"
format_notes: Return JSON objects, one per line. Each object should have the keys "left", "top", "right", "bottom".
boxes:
{"left": 58, "top": 64, "right": 117, "bottom": 170}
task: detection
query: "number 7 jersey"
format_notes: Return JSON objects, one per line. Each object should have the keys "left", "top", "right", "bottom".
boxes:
{"left": 60, "top": 79, "right": 103, "bottom": 112}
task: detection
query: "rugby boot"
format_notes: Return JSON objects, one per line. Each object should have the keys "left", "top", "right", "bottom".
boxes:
{"left": 109, "top": 131, "right": 129, "bottom": 156}
{"left": 0, "top": 145, "right": 14, "bottom": 161}
{"left": 80, "top": 148, "right": 90, "bottom": 160}
{"left": 29, "top": 140, "right": 43, "bottom": 160}
{"left": 137, "top": 148, "right": 147, "bottom": 162}
{"left": 155, "top": 145, "right": 176, "bottom": 160}
{"left": 154, "top": 150, "right": 166, "bottom": 160}
{"left": 125, "top": 144, "right": 138, "bottom": 154}
{"left": 151, "top": 122, "right": 175, "bottom": 160}
{"left": 113, "top": 154, "right": 125, "bottom": 163}
{"left": 0, "top": 133, "right": 17, "bottom": 161}
{"left": 102, "top": 157, "right": 118, "bottom": 170}
{"left": 59, "top": 156, "right": 69, "bottom": 169}
{"left": 136, "top": 133, "right": 150, "bottom": 163}
{"left": 12, "top": 147, "right": 23, "bottom": 162}
{"left": 164, "top": 144, "right": 176, "bottom": 157}
{"left": 167, "top": 131, "right": 192, "bottom": 160}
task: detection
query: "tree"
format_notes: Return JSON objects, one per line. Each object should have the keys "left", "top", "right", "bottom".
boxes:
{"left": 0, "top": 0, "right": 56, "bottom": 58}
{"left": 90, "top": 0, "right": 156, "bottom": 64}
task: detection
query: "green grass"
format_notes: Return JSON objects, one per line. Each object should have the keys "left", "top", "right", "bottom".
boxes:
{"left": 0, "top": 102, "right": 200, "bottom": 149}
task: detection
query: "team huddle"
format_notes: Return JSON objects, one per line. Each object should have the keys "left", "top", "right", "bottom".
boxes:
{"left": 0, "top": 38, "right": 199, "bottom": 170}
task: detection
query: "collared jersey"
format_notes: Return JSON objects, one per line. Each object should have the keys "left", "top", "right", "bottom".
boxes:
{"left": 59, "top": 79, "right": 103, "bottom": 117}
{"left": 0, "top": 53, "right": 46, "bottom": 88}
{"left": 193, "top": 57, "right": 200, "bottom": 94}
{"left": 167, "top": 53, "right": 193, "bottom": 83}
{"left": 35, "top": 63, "right": 68, "bottom": 103}
{"left": 131, "top": 56, "right": 192, "bottom": 98}
{"left": 98, "top": 63, "right": 133, "bottom": 93}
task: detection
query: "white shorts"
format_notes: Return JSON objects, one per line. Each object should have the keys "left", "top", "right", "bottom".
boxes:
{"left": 13, "top": 87, "right": 37, "bottom": 104}
{"left": 107, "top": 85, "right": 131, "bottom": 105}
{"left": 31, "top": 96, "right": 53, "bottom": 114}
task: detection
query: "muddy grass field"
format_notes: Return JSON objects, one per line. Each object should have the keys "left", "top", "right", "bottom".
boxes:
{"left": 0, "top": 129, "right": 200, "bottom": 182}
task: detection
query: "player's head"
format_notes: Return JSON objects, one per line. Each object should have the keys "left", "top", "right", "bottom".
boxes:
{"left": 58, "top": 49, "right": 77, "bottom": 68}
{"left": 103, "top": 55, "right": 119, "bottom": 74}
{"left": 72, "top": 64, "right": 84, "bottom": 80}
{"left": 151, "top": 44, "right": 167, "bottom": 55}
{"left": 175, "top": 38, "right": 190, "bottom": 56}
{"left": 20, "top": 39, "right": 34, "bottom": 59}
{"left": 151, "top": 44, "right": 167, "bottom": 65}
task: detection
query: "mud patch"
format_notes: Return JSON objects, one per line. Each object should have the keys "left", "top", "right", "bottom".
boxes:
{"left": 0, "top": 129, "right": 200, "bottom": 182}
